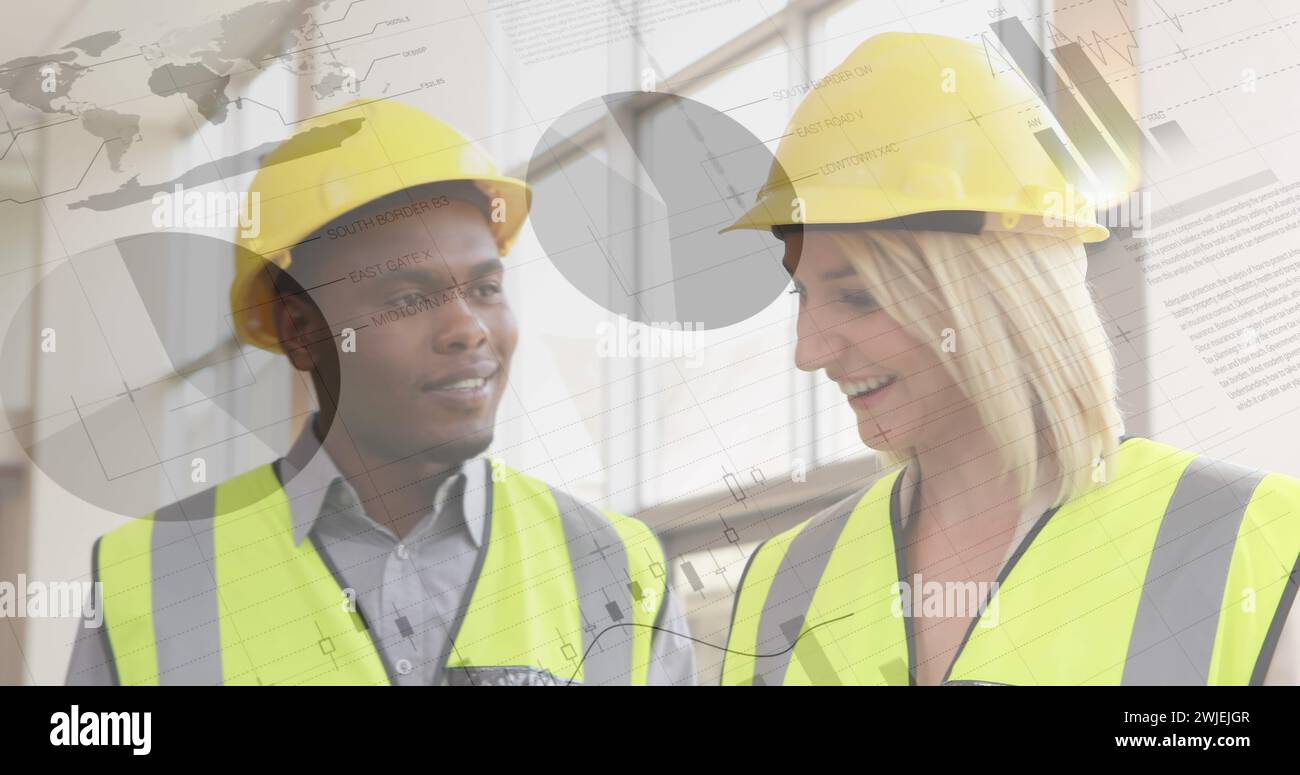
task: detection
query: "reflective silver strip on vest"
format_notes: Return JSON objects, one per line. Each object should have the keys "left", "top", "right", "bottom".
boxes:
{"left": 549, "top": 487, "right": 634, "bottom": 686}
{"left": 1122, "top": 456, "right": 1267, "bottom": 685}
{"left": 150, "top": 487, "right": 223, "bottom": 685}
{"left": 752, "top": 488, "right": 868, "bottom": 686}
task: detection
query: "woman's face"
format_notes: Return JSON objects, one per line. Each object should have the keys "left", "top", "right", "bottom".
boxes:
{"left": 785, "top": 230, "right": 974, "bottom": 455}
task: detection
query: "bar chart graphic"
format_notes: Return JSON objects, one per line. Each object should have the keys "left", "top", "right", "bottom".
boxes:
{"left": 988, "top": 15, "right": 1199, "bottom": 194}
{"left": 991, "top": 16, "right": 1131, "bottom": 191}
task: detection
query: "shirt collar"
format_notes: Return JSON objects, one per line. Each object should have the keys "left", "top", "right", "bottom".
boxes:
{"left": 277, "top": 415, "right": 489, "bottom": 547}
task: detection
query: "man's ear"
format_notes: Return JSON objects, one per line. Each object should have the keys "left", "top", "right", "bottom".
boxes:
{"left": 272, "top": 291, "right": 323, "bottom": 373}
{"left": 780, "top": 229, "right": 804, "bottom": 277}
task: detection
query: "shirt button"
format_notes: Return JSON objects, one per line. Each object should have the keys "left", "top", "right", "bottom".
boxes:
{"left": 395, "top": 543, "right": 409, "bottom": 560}
{"left": 396, "top": 658, "right": 412, "bottom": 675}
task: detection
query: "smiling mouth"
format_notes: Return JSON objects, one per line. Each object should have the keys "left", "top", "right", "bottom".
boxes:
{"left": 421, "top": 366, "right": 500, "bottom": 393}
{"left": 837, "top": 375, "right": 897, "bottom": 398}
{"left": 432, "top": 377, "right": 489, "bottom": 392}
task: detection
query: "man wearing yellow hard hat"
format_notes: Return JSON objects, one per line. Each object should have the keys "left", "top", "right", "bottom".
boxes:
{"left": 722, "top": 32, "right": 1299, "bottom": 685}
{"left": 66, "top": 98, "right": 697, "bottom": 686}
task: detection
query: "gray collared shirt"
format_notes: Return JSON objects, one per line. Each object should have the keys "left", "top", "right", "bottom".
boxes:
{"left": 66, "top": 423, "right": 697, "bottom": 686}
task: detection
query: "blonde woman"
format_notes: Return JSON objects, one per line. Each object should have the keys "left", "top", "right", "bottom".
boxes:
{"left": 721, "top": 32, "right": 1300, "bottom": 685}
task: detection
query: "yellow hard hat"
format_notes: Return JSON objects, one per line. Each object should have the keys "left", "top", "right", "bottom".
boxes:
{"left": 724, "top": 32, "right": 1110, "bottom": 243}
{"left": 231, "top": 98, "right": 531, "bottom": 352}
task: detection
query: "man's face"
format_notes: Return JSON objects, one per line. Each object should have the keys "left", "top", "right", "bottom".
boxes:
{"left": 277, "top": 197, "right": 517, "bottom": 465}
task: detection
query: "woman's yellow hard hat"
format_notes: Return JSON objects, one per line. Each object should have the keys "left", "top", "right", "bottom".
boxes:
{"left": 723, "top": 32, "right": 1111, "bottom": 243}
{"left": 231, "top": 98, "right": 531, "bottom": 353}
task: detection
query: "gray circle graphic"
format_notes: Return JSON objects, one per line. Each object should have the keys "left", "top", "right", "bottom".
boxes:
{"left": 0, "top": 233, "right": 322, "bottom": 519}
{"left": 527, "top": 91, "right": 790, "bottom": 330}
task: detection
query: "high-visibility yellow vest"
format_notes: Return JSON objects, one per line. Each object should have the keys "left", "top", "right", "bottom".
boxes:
{"left": 96, "top": 460, "right": 668, "bottom": 686}
{"left": 723, "top": 437, "right": 1300, "bottom": 685}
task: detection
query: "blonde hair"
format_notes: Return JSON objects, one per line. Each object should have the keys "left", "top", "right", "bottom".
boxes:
{"left": 821, "top": 228, "right": 1125, "bottom": 509}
